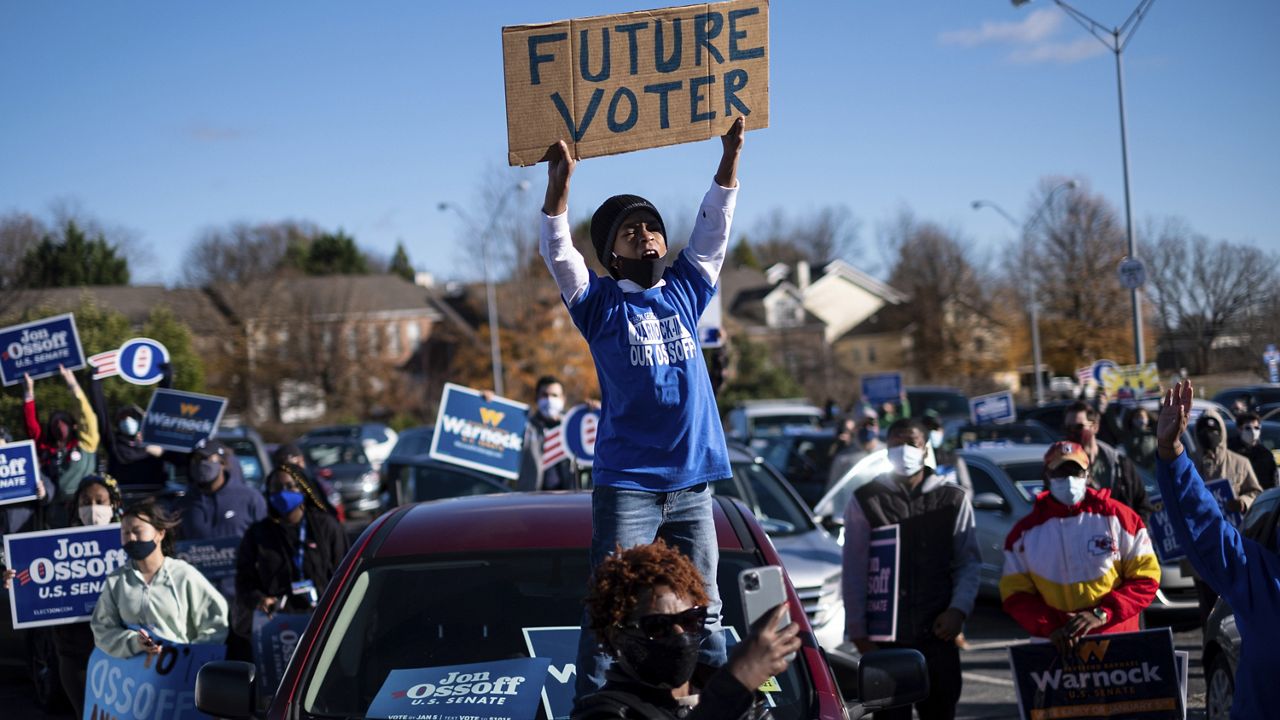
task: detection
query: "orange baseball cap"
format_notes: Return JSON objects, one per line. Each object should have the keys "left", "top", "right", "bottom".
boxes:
{"left": 1044, "top": 441, "right": 1090, "bottom": 471}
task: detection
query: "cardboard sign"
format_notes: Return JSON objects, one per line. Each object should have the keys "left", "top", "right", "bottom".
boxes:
{"left": 368, "top": 658, "right": 553, "bottom": 720}
{"left": 970, "top": 391, "right": 1016, "bottom": 425}
{"left": 866, "top": 524, "right": 900, "bottom": 642}
{"left": 83, "top": 641, "right": 226, "bottom": 720}
{"left": 429, "top": 384, "right": 529, "bottom": 480}
{"left": 4, "top": 524, "right": 126, "bottom": 628}
{"left": 89, "top": 337, "right": 170, "bottom": 385}
{"left": 1099, "top": 363, "right": 1160, "bottom": 407}
{"left": 141, "top": 388, "right": 228, "bottom": 452}
{"left": 502, "top": 0, "right": 769, "bottom": 165}
{"left": 252, "top": 610, "right": 311, "bottom": 703}
{"left": 0, "top": 313, "right": 86, "bottom": 386}
{"left": 1008, "top": 629, "right": 1183, "bottom": 720}
{"left": 0, "top": 439, "right": 41, "bottom": 506}
{"left": 175, "top": 536, "right": 239, "bottom": 597}
{"left": 860, "top": 372, "right": 903, "bottom": 406}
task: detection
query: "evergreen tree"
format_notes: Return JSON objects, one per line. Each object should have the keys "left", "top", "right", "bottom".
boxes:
{"left": 19, "top": 221, "right": 130, "bottom": 287}
{"left": 304, "top": 230, "right": 368, "bottom": 275}
{"left": 389, "top": 241, "right": 415, "bottom": 282}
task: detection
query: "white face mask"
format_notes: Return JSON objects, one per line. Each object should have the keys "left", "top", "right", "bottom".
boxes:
{"left": 1049, "top": 475, "right": 1088, "bottom": 507}
{"left": 1241, "top": 427, "right": 1260, "bottom": 445}
{"left": 887, "top": 444, "right": 926, "bottom": 478}
{"left": 537, "top": 396, "right": 565, "bottom": 420}
{"left": 929, "top": 430, "right": 945, "bottom": 449}
{"left": 78, "top": 504, "right": 114, "bottom": 526}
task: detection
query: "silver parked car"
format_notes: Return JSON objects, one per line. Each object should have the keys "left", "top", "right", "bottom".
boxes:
{"left": 813, "top": 445, "right": 1197, "bottom": 611}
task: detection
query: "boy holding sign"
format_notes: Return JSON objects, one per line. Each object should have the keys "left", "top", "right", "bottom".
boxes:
{"left": 540, "top": 116, "right": 743, "bottom": 699}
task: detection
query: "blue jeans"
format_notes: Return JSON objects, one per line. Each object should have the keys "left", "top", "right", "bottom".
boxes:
{"left": 573, "top": 482, "right": 728, "bottom": 700}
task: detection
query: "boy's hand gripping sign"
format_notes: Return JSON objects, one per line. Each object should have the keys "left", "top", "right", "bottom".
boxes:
{"left": 502, "top": 0, "right": 769, "bottom": 165}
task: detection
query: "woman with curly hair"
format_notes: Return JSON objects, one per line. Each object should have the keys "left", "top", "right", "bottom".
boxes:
{"left": 90, "top": 497, "right": 229, "bottom": 657}
{"left": 234, "top": 463, "right": 349, "bottom": 624}
{"left": 574, "top": 540, "right": 801, "bottom": 719}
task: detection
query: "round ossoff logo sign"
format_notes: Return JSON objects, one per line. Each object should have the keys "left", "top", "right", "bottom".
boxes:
{"left": 88, "top": 338, "right": 170, "bottom": 385}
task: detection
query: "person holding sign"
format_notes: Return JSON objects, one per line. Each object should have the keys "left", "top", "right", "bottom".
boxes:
{"left": 841, "top": 419, "right": 981, "bottom": 720}
{"left": 516, "top": 375, "right": 578, "bottom": 491}
{"left": 90, "top": 498, "right": 228, "bottom": 657}
{"left": 1156, "top": 380, "right": 1280, "bottom": 719}
{"left": 22, "top": 366, "right": 99, "bottom": 516}
{"left": 573, "top": 540, "right": 800, "bottom": 720}
{"left": 540, "top": 117, "right": 744, "bottom": 697}
{"left": 1000, "top": 442, "right": 1161, "bottom": 656}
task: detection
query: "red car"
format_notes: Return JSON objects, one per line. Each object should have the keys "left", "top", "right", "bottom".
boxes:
{"left": 196, "top": 493, "right": 925, "bottom": 719}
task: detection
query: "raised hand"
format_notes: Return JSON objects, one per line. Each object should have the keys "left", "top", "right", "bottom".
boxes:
{"left": 542, "top": 140, "right": 576, "bottom": 217}
{"left": 23, "top": 373, "right": 33, "bottom": 400}
{"left": 1156, "top": 380, "right": 1193, "bottom": 460}
{"left": 715, "top": 116, "right": 745, "bottom": 188}
{"left": 730, "top": 602, "right": 801, "bottom": 691}
{"left": 58, "top": 364, "right": 77, "bottom": 390}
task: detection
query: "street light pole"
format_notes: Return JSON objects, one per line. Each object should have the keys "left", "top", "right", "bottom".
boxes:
{"left": 972, "top": 179, "right": 1077, "bottom": 405}
{"left": 439, "top": 180, "right": 530, "bottom": 396}
{"left": 1015, "top": 0, "right": 1155, "bottom": 364}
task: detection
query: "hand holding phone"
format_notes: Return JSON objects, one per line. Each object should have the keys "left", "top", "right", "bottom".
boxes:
{"left": 739, "top": 566, "right": 795, "bottom": 660}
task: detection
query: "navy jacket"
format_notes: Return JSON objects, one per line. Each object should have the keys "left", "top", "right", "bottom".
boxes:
{"left": 176, "top": 474, "right": 267, "bottom": 543}
{"left": 1156, "top": 452, "right": 1280, "bottom": 720}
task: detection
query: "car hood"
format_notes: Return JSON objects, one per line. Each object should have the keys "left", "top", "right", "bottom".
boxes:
{"left": 769, "top": 529, "right": 842, "bottom": 587}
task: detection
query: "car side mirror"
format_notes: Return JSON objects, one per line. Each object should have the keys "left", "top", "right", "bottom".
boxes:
{"left": 972, "top": 492, "right": 1008, "bottom": 512}
{"left": 818, "top": 514, "right": 843, "bottom": 535}
{"left": 858, "top": 648, "right": 930, "bottom": 711}
{"left": 195, "top": 661, "right": 257, "bottom": 719}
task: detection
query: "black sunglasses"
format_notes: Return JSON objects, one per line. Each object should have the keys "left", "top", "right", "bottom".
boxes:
{"left": 620, "top": 606, "right": 712, "bottom": 640}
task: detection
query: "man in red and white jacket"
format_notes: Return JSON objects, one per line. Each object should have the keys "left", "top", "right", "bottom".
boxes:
{"left": 1000, "top": 441, "right": 1161, "bottom": 654}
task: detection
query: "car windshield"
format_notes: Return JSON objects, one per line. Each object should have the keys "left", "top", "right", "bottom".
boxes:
{"left": 301, "top": 550, "right": 816, "bottom": 720}
{"left": 751, "top": 414, "right": 821, "bottom": 434}
{"left": 304, "top": 441, "right": 369, "bottom": 468}
{"left": 958, "top": 424, "right": 1055, "bottom": 447}
{"left": 813, "top": 450, "right": 891, "bottom": 521}
{"left": 716, "top": 460, "right": 814, "bottom": 535}
{"left": 404, "top": 464, "right": 508, "bottom": 502}
{"left": 907, "top": 391, "right": 968, "bottom": 417}
{"left": 392, "top": 429, "right": 435, "bottom": 457}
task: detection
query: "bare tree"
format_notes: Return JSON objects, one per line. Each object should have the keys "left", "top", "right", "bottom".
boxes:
{"left": 744, "top": 206, "right": 860, "bottom": 269}
{"left": 182, "top": 220, "right": 318, "bottom": 288}
{"left": 0, "top": 211, "right": 45, "bottom": 291}
{"left": 1143, "top": 218, "right": 1279, "bottom": 373}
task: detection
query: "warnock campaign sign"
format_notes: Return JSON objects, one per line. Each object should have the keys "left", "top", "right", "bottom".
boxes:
{"left": 141, "top": 388, "right": 228, "bottom": 453}
{"left": 861, "top": 372, "right": 903, "bottom": 406}
{"left": 1008, "top": 629, "right": 1184, "bottom": 720}
{"left": 89, "top": 337, "right": 170, "bottom": 385}
{"left": 970, "top": 391, "right": 1016, "bottom": 425}
{"left": 0, "top": 313, "right": 86, "bottom": 386}
{"left": 867, "top": 525, "right": 900, "bottom": 642}
{"left": 83, "top": 640, "right": 226, "bottom": 720}
{"left": 502, "top": 0, "right": 768, "bottom": 166}
{"left": 367, "top": 658, "right": 553, "bottom": 720}
{"left": 252, "top": 610, "right": 311, "bottom": 701}
{"left": 0, "top": 439, "right": 41, "bottom": 506}
{"left": 430, "top": 384, "right": 528, "bottom": 481}
{"left": 4, "top": 524, "right": 126, "bottom": 629}
{"left": 175, "top": 536, "right": 239, "bottom": 596}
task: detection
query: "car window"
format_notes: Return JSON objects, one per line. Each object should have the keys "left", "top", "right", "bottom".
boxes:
{"left": 1000, "top": 461, "right": 1046, "bottom": 502}
{"left": 751, "top": 414, "right": 821, "bottom": 434}
{"left": 967, "top": 464, "right": 1004, "bottom": 500}
{"left": 224, "top": 440, "right": 263, "bottom": 483}
{"left": 409, "top": 465, "right": 506, "bottom": 502}
{"left": 302, "top": 550, "right": 816, "bottom": 720}
{"left": 725, "top": 461, "right": 812, "bottom": 535}
{"left": 813, "top": 450, "right": 891, "bottom": 520}
{"left": 907, "top": 391, "right": 969, "bottom": 417}
{"left": 304, "top": 442, "right": 369, "bottom": 468}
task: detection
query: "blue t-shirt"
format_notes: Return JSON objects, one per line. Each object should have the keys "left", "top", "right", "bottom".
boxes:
{"left": 568, "top": 251, "right": 730, "bottom": 491}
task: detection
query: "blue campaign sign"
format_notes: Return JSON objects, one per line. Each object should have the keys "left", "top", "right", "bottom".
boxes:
{"left": 1146, "top": 496, "right": 1186, "bottom": 563}
{"left": 867, "top": 525, "right": 900, "bottom": 642}
{"left": 368, "top": 658, "right": 552, "bottom": 720}
{"left": 429, "top": 383, "right": 529, "bottom": 481}
{"left": 1091, "top": 359, "right": 1118, "bottom": 386}
{"left": 83, "top": 641, "right": 226, "bottom": 720}
{"left": 1205, "top": 479, "right": 1244, "bottom": 528}
{"left": 4, "top": 524, "right": 126, "bottom": 629}
{"left": 1265, "top": 344, "right": 1280, "bottom": 384}
{"left": 560, "top": 404, "right": 599, "bottom": 468}
{"left": 1008, "top": 628, "right": 1183, "bottom": 720}
{"left": 0, "top": 439, "right": 41, "bottom": 506}
{"left": 861, "top": 372, "right": 903, "bottom": 406}
{"left": 175, "top": 536, "right": 239, "bottom": 596}
{"left": 252, "top": 610, "right": 311, "bottom": 702}
{"left": 141, "top": 388, "right": 228, "bottom": 453}
{"left": 0, "top": 313, "right": 86, "bottom": 386}
{"left": 970, "top": 391, "right": 1016, "bottom": 425}
{"left": 89, "top": 337, "right": 171, "bottom": 386}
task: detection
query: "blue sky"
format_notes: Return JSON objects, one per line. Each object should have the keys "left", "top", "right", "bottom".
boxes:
{"left": 2, "top": 1, "right": 1277, "bottom": 285}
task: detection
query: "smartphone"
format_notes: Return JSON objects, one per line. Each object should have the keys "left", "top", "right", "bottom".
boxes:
{"left": 739, "top": 565, "right": 795, "bottom": 661}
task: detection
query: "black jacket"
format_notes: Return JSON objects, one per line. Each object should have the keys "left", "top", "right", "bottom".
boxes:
{"left": 573, "top": 667, "right": 759, "bottom": 720}
{"left": 1228, "top": 438, "right": 1279, "bottom": 491}
{"left": 235, "top": 508, "right": 349, "bottom": 618}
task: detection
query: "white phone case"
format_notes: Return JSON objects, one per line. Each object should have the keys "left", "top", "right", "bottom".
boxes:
{"left": 739, "top": 565, "right": 792, "bottom": 634}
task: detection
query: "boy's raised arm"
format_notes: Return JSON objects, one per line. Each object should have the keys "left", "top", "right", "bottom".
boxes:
{"left": 539, "top": 140, "right": 589, "bottom": 305}
{"left": 542, "top": 140, "right": 576, "bottom": 217}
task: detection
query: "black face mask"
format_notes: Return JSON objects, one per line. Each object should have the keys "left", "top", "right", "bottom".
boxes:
{"left": 612, "top": 255, "right": 665, "bottom": 289}
{"left": 613, "top": 630, "right": 701, "bottom": 689}
{"left": 123, "top": 540, "right": 157, "bottom": 561}
{"left": 1197, "top": 428, "right": 1222, "bottom": 450}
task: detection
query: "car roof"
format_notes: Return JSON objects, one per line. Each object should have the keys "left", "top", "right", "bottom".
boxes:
{"left": 372, "top": 492, "right": 745, "bottom": 558}
{"left": 958, "top": 443, "right": 1054, "bottom": 464}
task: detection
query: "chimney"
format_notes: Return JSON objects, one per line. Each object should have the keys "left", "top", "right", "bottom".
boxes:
{"left": 796, "top": 261, "right": 810, "bottom": 293}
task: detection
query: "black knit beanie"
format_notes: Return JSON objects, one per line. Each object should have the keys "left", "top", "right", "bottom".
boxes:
{"left": 590, "top": 194, "right": 665, "bottom": 272}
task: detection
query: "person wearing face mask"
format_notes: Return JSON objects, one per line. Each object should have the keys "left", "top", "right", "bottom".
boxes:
{"left": 22, "top": 366, "right": 100, "bottom": 523}
{"left": 100, "top": 406, "right": 168, "bottom": 488}
{"left": 542, "top": 120, "right": 746, "bottom": 699}
{"left": 174, "top": 439, "right": 267, "bottom": 545}
{"left": 1062, "top": 401, "right": 1152, "bottom": 520}
{"left": 90, "top": 498, "right": 228, "bottom": 658}
{"left": 842, "top": 419, "right": 981, "bottom": 720}
{"left": 235, "top": 464, "right": 348, "bottom": 627}
{"left": 1227, "top": 411, "right": 1278, "bottom": 491}
{"left": 1120, "top": 406, "right": 1160, "bottom": 470}
{"left": 516, "top": 375, "right": 579, "bottom": 491}
{"left": 1188, "top": 410, "right": 1262, "bottom": 628}
{"left": 1000, "top": 442, "right": 1160, "bottom": 658}
{"left": 573, "top": 540, "right": 800, "bottom": 720}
